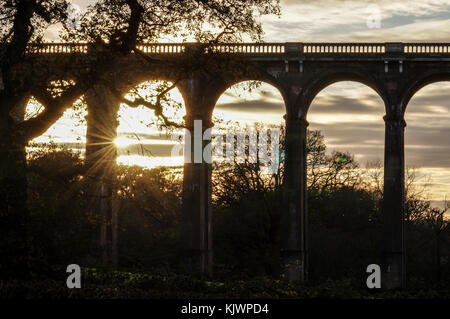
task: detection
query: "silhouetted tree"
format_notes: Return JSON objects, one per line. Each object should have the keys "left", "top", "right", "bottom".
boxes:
{"left": 0, "top": 0, "right": 280, "bottom": 277}
{"left": 419, "top": 200, "right": 449, "bottom": 282}
{"left": 0, "top": 0, "right": 77, "bottom": 278}
{"left": 212, "top": 126, "right": 375, "bottom": 278}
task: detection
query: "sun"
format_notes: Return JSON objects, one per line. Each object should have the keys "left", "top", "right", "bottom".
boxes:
{"left": 114, "top": 136, "right": 131, "bottom": 147}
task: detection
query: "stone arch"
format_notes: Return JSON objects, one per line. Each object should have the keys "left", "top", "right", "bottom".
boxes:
{"left": 120, "top": 65, "right": 287, "bottom": 125}
{"left": 401, "top": 73, "right": 450, "bottom": 113}
{"left": 25, "top": 94, "right": 87, "bottom": 143}
{"left": 105, "top": 79, "right": 186, "bottom": 168}
{"left": 303, "top": 77, "right": 387, "bottom": 165}
{"left": 301, "top": 71, "right": 388, "bottom": 118}
{"left": 120, "top": 79, "right": 185, "bottom": 118}
{"left": 213, "top": 78, "right": 288, "bottom": 119}
{"left": 216, "top": 75, "right": 286, "bottom": 103}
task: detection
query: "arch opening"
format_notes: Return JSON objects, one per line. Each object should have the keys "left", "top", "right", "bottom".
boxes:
{"left": 26, "top": 96, "right": 87, "bottom": 157}
{"left": 115, "top": 80, "right": 185, "bottom": 169}
{"left": 211, "top": 81, "right": 286, "bottom": 278}
{"left": 404, "top": 81, "right": 450, "bottom": 283}
{"left": 24, "top": 80, "right": 188, "bottom": 270}
{"left": 214, "top": 81, "right": 286, "bottom": 127}
{"left": 108, "top": 80, "right": 186, "bottom": 269}
{"left": 306, "top": 81, "right": 386, "bottom": 281}
{"left": 307, "top": 81, "right": 385, "bottom": 165}
{"left": 304, "top": 74, "right": 386, "bottom": 110}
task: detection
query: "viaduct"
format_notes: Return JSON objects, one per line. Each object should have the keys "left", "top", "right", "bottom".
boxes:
{"left": 25, "top": 42, "right": 450, "bottom": 289}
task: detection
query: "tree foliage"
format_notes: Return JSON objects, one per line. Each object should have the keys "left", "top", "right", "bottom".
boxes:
{"left": 0, "top": 0, "right": 280, "bottom": 277}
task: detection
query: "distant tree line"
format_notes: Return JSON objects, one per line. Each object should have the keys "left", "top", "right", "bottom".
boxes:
{"left": 23, "top": 128, "right": 450, "bottom": 286}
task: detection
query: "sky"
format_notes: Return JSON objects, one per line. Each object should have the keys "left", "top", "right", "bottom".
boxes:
{"left": 32, "top": 0, "right": 450, "bottom": 206}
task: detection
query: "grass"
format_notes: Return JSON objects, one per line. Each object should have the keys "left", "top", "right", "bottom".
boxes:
{"left": 1, "top": 267, "right": 450, "bottom": 299}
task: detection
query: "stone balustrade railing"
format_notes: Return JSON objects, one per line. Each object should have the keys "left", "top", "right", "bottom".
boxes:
{"left": 25, "top": 42, "right": 450, "bottom": 55}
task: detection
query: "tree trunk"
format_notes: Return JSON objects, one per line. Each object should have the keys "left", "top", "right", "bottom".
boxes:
{"left": 0, "top": 117, "right": 29, "bottom": 278}
{"left": 85, "top": 85, "right": 120, "bottom": 269}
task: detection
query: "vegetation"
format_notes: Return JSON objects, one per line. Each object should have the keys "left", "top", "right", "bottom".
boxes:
{"left": 1, "top": 128, "right": 447, "bottom": 298}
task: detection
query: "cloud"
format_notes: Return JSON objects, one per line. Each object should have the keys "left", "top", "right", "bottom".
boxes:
{"left": 215, "top": 100, "right": 284, "bottom": 113}
{"left": 311, "top": 95, "right": 384, "bottom": 115}
{"left": 261, "top": 0, "right": 450, "bottom": 42}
